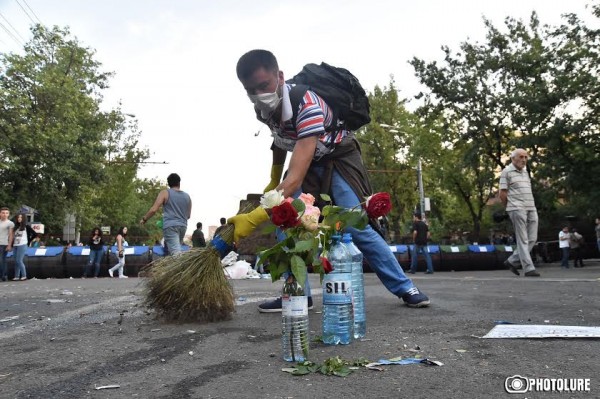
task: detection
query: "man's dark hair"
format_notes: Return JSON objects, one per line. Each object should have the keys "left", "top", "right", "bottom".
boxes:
{"left": 196, "top": 222, "right": 202, "bottom": 229}
{"left": 167, "top": 173, "right": 181, "bottom": 188}
{"left": 236, "top": 49, "right": 278, "bottom": 81}
{"left": 0, "top": 207, "right": 8, "bottom": 212}
{"left": 414, "top": 212, "right": 422, "bottom": 220}
{"left": 220, "top": 217, "right": 226, "bottom": 225}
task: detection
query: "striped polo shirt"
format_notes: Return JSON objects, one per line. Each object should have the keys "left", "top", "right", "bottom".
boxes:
{"left": 267, "top": 84, "right": 349, "bottom": 155}
{"left": 499, "top": 163, "right": 536, "bottom": 211}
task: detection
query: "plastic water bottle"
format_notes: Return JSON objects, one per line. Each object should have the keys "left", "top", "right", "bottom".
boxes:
{"left": 342, "top": 233, "right": 366, "bottom": 339}
{"left": 281, "top": 275, "right": 310, "bottom": 362}
{"left": 322, "top": 234, "right": 353, "bottom": 345}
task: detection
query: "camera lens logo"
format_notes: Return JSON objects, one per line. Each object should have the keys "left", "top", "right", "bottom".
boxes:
{"left": 505, "top": 375, "right": 530, "bottom": 393}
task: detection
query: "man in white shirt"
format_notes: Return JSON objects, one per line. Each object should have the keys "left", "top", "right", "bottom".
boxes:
{"left": 499, "top": 149, "right": 540, "bottom": 277}
{"left": 0, "top": 207, "right": 15, "bottom": 282}
{"left": 558, "top": 226, "right": 570, "bottom": 268}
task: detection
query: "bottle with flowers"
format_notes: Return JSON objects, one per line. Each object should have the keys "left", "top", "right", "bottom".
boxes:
{"left": 257, "top": 189, "right": 392, "bottom": 361}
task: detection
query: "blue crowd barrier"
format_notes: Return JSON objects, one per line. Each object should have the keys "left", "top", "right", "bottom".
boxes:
{"left": 6, "top": 246, "right": 66, "bottom": 279}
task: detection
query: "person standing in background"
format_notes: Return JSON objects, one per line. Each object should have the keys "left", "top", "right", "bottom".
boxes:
{"left": 408, "top": 212, "right": 434, "bottom": 274}
{"left": 84, "top": 227, "right": 104, "bottom": 278}
{"left": 214, "top": 217, "right": 227, "bottom": 237}
{"left": 108, "top": 227, "right": 128, "bottom": 278}
{"left": 140, "top": 173, "right": 191, "bottom": 256}
{"left": 569, "top": 227, "right": 584, "bottom": 268}
{"left": 0, "top": 208, "right": 15, "bottom": 281}
{"left": 558, "top": 225, "right": 570, "bottom": 269}
{"left": 11, "top": 213, "right": 30, "bottom": 280}
{"left": 29, "top": 234, "right": 41, "bottom": 248}
{"left": 191, "top": 222, "right": 206, "bottom": 248}
{"left": 499, "top": 148, "right": 541, "bottom": 277}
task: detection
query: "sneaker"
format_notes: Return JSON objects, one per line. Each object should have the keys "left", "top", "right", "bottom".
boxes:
{"left": 524, "top": 270, "right": 540, "bottom": 277}
{"left": 402, "top": 287, "right": 430, "bottom": 308}
{"left": 407, "top": 270, "right": 416, "bottom": 274}
{"left": 108, "top": 269, "right": 113, "bottom": 277}
{"left": 119, "top": 275, "right": 128, "bottom": 279}
{"left": 20, "top": 277, "right": 27, "bottom": 281}
{"left": 258, "top": 297, "right": 313, "bottom": 313}
{"left": 504, "top": 260, "right": 520, "bottom": 276}
{"left": 425, "top": 271, "right": 434, "bottom": 274}
{"left": 12, "top": 278, "right": 19, "bottom": 281}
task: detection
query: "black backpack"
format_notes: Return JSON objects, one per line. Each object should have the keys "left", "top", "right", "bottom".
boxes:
{"left": 286, "top": 62, "right": 371, "bottom": 132}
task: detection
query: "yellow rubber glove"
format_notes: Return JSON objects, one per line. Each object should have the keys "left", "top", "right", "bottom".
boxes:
{"left": 227, "top": 206, "right": 270, "bottom": 243}
{"left": 263, "top": 164, "right": 284, "bottom": 193}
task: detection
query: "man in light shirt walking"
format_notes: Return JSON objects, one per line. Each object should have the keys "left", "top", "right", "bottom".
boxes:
{"left": 499, "top": 148, "right": 541, "bottom": 277}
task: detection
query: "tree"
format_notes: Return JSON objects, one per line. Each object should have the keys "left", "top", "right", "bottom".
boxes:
{"left": 0, "top": 25, "right": 152, "bottom": 236}
{"left": 410, "top": 7, "right": 600, "bottom": 235}
{"left": 357, "top": 79, "right": 419, "bottom": 240}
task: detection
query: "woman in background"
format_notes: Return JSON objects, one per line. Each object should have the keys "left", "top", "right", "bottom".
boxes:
{"left": 84, "top": 227, "right": 104, "bottom": 278}
{"left": 12, "top": 214, "right": 33, "bottom": 281}
{"left": 108, "top": 227, "right": 128, "bottom": 278}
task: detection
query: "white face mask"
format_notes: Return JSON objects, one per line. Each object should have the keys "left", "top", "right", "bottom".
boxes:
{"left": 248, "top": 78, "right": 282, "bottom": 117}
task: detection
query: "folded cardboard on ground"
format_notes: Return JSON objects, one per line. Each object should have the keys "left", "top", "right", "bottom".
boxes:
{"left": 483, "top": 324, "right": 600, "bottom": 338}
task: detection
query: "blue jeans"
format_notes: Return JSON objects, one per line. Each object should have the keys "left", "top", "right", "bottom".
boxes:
{"left": 0, "top": 245, "right": 7, "bottom": 280}
{"left": 280, "top": 167, "right": 415, "bottom": 298}
{"left": 14, "top": 245, "right": 27, "bottom": 279}
{"left": 163, "top": 226, "right": 187, "bottom": 256}
{"left": 410, "top": 245, "right": 433, "bottom": 273}
{"left": 561, "top": 247, "right": 570, "bottom": 268}
{"left": 85, "top": 249, "right": 104, "bottom": 277}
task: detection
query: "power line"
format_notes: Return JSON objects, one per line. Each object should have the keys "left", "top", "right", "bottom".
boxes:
{"left": 21, "top": 0, "right": 43, "bottom": 25}
{"left": 0, "top": 20, "right": 23, "bottom": 47}
{"left": 14, "top": 0, "right": 35, "bottom": 25}
{"left": 0, "top": 11, "right": 26, "bottom": 42}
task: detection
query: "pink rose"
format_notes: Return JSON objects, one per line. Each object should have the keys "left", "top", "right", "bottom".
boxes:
{"left": 298, "top": 193, "right": 316, "bottom": 206}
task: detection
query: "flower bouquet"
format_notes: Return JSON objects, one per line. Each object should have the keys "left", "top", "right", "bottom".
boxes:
{"left": 257, "top": 190, "right": 392, "bottom": 361}
{"left": 257, "top": 190, "right": 392, "bottom": 287}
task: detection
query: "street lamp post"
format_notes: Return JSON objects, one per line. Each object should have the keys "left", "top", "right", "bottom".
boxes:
{"left": 416, "top": 158, "right": 426, "bottom": 221}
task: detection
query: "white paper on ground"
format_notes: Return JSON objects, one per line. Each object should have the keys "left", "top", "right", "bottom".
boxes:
{"left": 482, "top": 324, "right": 600, "bottom": 339}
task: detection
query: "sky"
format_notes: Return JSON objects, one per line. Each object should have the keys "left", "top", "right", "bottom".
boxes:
{"left": 0, "top": 0, "right": 594, "bottom": 236}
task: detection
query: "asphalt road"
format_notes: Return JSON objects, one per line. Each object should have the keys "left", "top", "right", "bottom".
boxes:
{"left": 0, "top": 260, "right": 599, "bottom": 399}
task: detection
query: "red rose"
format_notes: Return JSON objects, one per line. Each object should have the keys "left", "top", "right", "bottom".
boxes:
{"left": 320, "top": 256, "right": 333, "bottom": 274}
{"left": 365, "top": 192, "right": 392, "bottom": 219}
{"left": 271, "top": 202, "right": 301, "bottom": 228}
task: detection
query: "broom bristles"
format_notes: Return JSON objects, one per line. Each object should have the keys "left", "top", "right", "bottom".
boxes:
{"left": 143, "top": 203, "right": 254, "bottom": 323}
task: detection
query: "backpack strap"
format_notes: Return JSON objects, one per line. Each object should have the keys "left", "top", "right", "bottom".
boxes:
{"left": 288, "top": 84, "right": 338, "bottom": 150}
{"left": 289, "top": 84, "right": 309, "bottom": 128}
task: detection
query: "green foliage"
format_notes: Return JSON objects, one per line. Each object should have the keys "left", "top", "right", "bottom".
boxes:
{"left": 0, "top": 24, "right": 158, "bottom": 240}
{"left": 281, "top": 356, "right": 361, "bottom": 377}
{"left": 409, "top": 7, "right": 600, "bottom": 234}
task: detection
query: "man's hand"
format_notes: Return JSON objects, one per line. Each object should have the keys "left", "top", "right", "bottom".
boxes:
{"left": 227, "top": 207, "right": 269, "bottom": 243}
{"left": 263, "top": 164, "right": 284, "bottom": 193}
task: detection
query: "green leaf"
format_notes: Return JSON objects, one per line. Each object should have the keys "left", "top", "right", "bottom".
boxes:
{"left": 291, "top": 239, "right": 314, "bottom": 253}
{"left": 291, "top": 199, "right": 306, "bottom": 213}
{"left": 290, "top": 255, "right": 307, "bottom": 287}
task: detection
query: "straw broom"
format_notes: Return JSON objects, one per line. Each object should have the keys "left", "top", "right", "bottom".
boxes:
{"left": 144, "top": 203, "right": 254, "bottom": 323}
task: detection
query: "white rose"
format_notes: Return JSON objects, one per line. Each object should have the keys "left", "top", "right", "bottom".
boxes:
{"left": 260, "top": 189, "right": 285, "bottom": 209}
